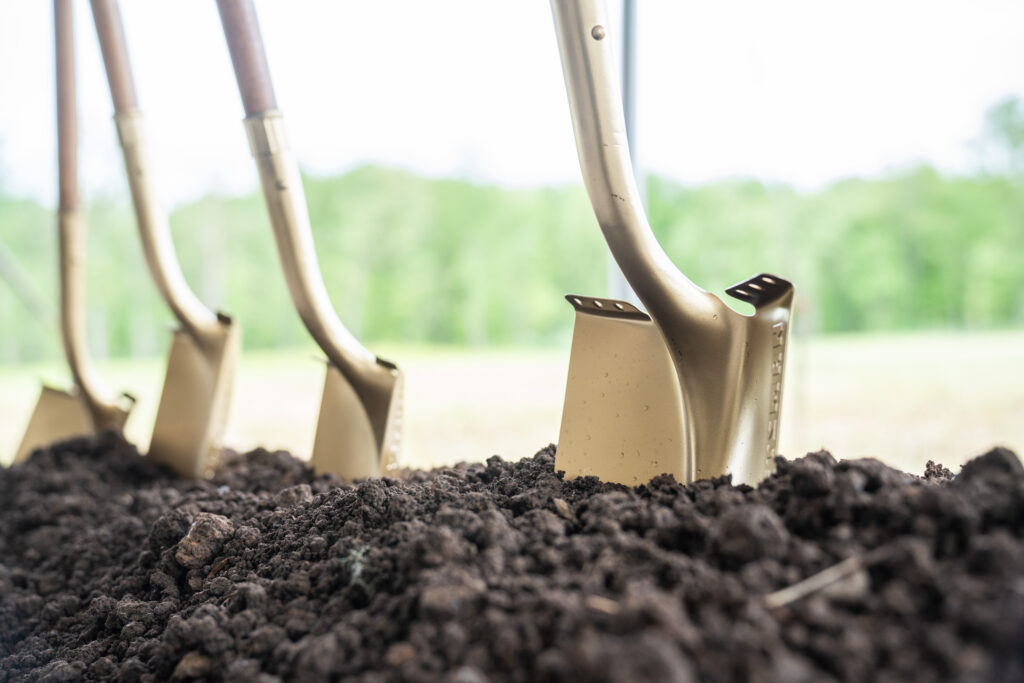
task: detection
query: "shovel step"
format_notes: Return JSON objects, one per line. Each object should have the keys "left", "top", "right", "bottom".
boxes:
{"left": 564, "top": 294, "right": 649, "bottom": 321}
{"left": 726, "top": 273, "right": 793, "bottom": 309}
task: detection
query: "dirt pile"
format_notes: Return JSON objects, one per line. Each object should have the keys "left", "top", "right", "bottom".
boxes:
{"left": 1, "top": 433, "right": 1023, "bottom": 682}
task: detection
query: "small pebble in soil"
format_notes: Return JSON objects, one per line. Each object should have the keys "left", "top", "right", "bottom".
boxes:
{"left": 175, "top": 513, "right": 234, "bottom": 569}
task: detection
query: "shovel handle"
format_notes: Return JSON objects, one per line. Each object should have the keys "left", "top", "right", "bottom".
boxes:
{"left": 89, "top": 0, "right": 219, "bottom": 337}
{"left": 54, "top": 0, "right": 125, "bottom": 428}
{"left": 89, "top": 0, "right": 138, "bottom": 112}
{"left": 216, "top": 1, "right": 386, "bottom": 391}
{"left": 216, "top": 0, "right": 277, "bottom": 115}
{"left": 550, "top": 0, "right": 709, "bottom": 318}
{"left": 54, "top": 0, "right": 77, "bottom": 210}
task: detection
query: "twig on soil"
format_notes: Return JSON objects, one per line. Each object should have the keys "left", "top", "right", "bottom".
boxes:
{"left": 764, "top": 545, "right": 892, "bottom": 609}
{"left": 206, "top": 556, "right": 231, "bottom": 578}
{"left": 585, "top": 595, "right": 621, "bottom": 615}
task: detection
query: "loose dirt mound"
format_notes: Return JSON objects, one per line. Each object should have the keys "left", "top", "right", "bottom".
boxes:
{"left": 1, "top": 433, "right": 1022, "bottom": 682}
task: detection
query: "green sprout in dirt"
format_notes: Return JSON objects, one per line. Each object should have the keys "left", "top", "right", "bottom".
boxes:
{"left": 340, "top": 545, "right": 375, "bottom": 600}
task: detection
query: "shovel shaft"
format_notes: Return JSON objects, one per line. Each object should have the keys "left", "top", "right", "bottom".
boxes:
{"left": 54, "top": 0, "right": 77, "bottom": 210}
{"left": 54, "top": 0, "right": 126, "bottom": 430}
{"left": 58, "top": 208, "right": 119, "bottom": 418}
{"left": 242, "top": 114, "right": 378, "bottom": 376}
{"left": 90, "top": 0, "right": 219, "bottom": 339}
{"left": 89, "top": 0, "right": 137, "bottom": 111}
{"left": 114, "top": 113, "right": 220, "bottom": 338}
{"left": 216, "top": 0, "right": 277, "bottom": 115}
{"left": 217, "top": 2, "right": 382, "bottom": 382}
{"left": 549, "top": 0, "right": 711, "bottom": 321}
{"left": 217, "top": 1, "right": 402, "bottom": 473}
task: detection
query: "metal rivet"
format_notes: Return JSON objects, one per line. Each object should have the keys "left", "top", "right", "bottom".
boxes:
{"left": 591, "top": 25, "right": 606, "bottom": 40}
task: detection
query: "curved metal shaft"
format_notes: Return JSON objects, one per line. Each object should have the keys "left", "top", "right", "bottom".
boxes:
{"left": 550, "top": 0, "right": 715, "bottom": 324}
{"left": 217, "top": 0, "right": 390, "bottom": 397}
{"left": 58, "top": 209, "right": 126, "bottom": 429}
{"left": 216, "top": 0, "right": 400, "bottom": 472}
{"left": 55, "top": 0, "right": 126, "bottom": 430}
{"left": 90, "top": 0, "right": 219, "bottom": 343}
{"left": 241, "top": 114, "right": 384, "bottom": 381}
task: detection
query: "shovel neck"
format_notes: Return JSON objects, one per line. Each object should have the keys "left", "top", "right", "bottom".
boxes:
{"left": 551, "top": 0, "right": 716, "bottom": 331}
{"left": 90, "top": 0, "right": 220, "bottom": 340}
{"left": 54, "top": 1, "right": 124, "bottom": 426}
{"left": 111, "top": 111, "right": 220, "bottom": 341}
{"left": 56, "top": 208, "right": 122, "bottom": 420}
{"left": 243, "top": 111, "right": 382, "bottom": 385}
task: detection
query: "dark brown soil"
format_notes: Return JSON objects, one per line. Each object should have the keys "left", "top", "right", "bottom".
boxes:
{"left": 1, "top": 433, "right": 1023, "bottom": 682}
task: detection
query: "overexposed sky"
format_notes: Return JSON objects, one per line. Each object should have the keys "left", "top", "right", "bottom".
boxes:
{"left": 1, "top": 0, "right": 1023, "bottom": 207}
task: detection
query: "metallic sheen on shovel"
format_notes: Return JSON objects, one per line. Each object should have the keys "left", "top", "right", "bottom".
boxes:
{"left": 16, "top": 0, "right": 134, "bottom": 462}
{"left": 217, "top": 0, "right": 403, "bottom": 479}
{"left": 90, "top": 0, "right": 241, "bottom": 478}
{"left": 551, "top": 0, "right": 795, "bottom": 486}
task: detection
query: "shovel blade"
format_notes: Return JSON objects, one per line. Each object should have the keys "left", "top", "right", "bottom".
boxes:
{"left": 15, "top": 386, "right": 102, "bottom": 463}
{"left": 147, "top": 319, "right": 240, "bottom": 478}
{"left": 310, "top": 363, "right": 400, "bottom": 480}
{"left": 557, "top": 295, "right": 686, "bottom": 486}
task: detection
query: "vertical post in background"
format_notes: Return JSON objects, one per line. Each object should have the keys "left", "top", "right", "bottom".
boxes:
{"left": 608, "top": 0, "right": 642, "bottom": 306}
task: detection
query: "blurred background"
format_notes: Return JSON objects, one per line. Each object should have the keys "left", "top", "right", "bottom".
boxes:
{"left": 0, "top": 0, "right": 1021, "bottom": 473}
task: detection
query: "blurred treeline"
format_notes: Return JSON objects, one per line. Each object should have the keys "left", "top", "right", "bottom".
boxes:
{"left": 1, "top": 99, "right": 1023, "bottom": 364}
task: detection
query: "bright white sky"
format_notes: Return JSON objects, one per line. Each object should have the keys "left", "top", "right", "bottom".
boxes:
{"left": 1, "top": 0, "right": 1023, "bottom": 207}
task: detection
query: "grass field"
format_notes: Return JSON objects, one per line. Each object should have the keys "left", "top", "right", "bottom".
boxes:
{"left": 1, "top": 330, "right": 1021, "bottom": 475}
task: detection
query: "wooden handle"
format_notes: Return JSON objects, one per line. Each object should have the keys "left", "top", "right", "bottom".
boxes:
{"left": 216, "top": 0, "right": 278, "bottom": 115}
{"left": 54, "top": 0, "right": 77, "bottom": 209}
{"left": 90, "top": 0, "right": 139, "bottom": 113}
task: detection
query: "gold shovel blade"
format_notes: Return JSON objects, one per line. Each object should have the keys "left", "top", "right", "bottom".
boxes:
{"left": 15, "top": 386, "right": 94, "bottom": 463}
{"left": 310, "top": 361, "right": 403, "bottom": 480}
{"left": 147, "top": 316, "right": 240, "bottom": 478}
{"left": 309, "top": 362, "right": 401, "bottom": 481}
{"left": 556, "top": 295, "right": 686, "bottom": 486}
{"left": 15, "top": 385, "right": 131, "bottom": 463}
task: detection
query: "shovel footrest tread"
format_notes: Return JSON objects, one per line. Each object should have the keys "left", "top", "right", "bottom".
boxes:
{"left": 725, "top": 273, "right": 793, "bottom": 309}
{"left": 564, "top": 294, "right": 649, "bottom": 321}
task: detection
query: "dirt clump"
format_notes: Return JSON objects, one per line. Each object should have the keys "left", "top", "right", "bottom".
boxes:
{"left": 1, "top": 433, "right": 1022, "bottom": 682}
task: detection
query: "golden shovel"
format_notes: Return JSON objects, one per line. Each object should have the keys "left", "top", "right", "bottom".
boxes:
{"left": 550, "top": 0, "right": 795, "bottom": 486}
{"left": 216, "top": 0, "right": 402, "bottom": 480}
{"left": 16, "top": 0, "right": 134, "bottom": 463}
{"left": 87, "top": 0, "right": 241, "bottom": 478}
